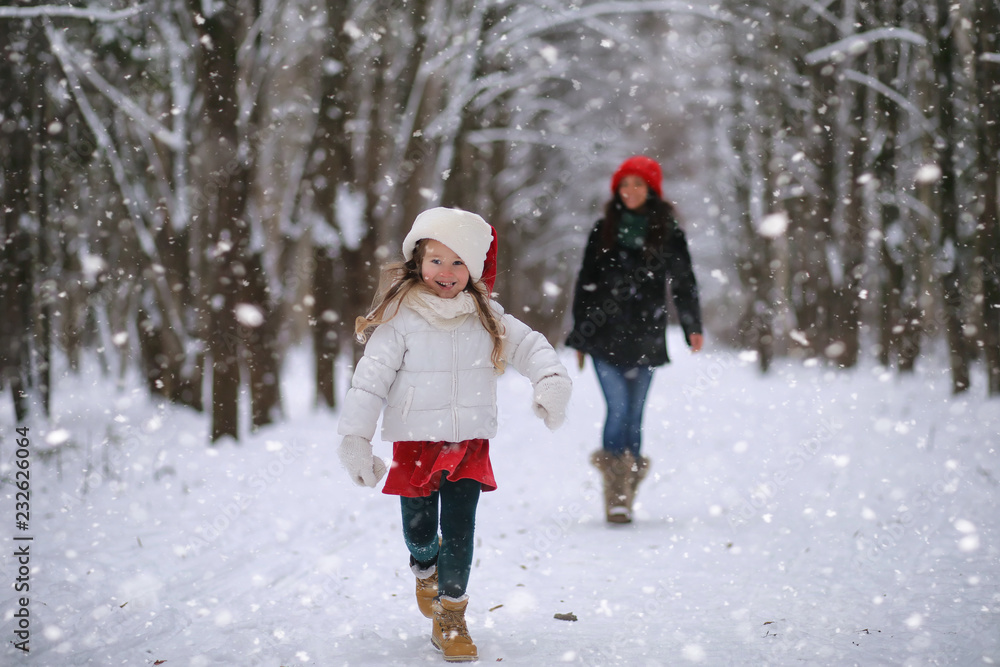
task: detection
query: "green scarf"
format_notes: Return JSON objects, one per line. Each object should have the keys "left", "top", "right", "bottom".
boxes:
{"left": 617, "top": 211, "right": 648, "bottom": 249}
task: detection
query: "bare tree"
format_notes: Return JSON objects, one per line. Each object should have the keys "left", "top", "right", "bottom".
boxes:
{"left": 0, "top": 15, "right": 43, "bottom": 421}
{"left": 932, "top": 0, "right": 972, "bottom": 392}
{"left": 7, "top": 0, "right": 998, "bottom": 434}
{"left": 974, "top": 0, "right": 1000, "bottom": 395}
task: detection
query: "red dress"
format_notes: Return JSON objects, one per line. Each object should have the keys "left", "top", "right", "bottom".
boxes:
{"left": 382, "top": 439, "right": 497, "bottom": 497}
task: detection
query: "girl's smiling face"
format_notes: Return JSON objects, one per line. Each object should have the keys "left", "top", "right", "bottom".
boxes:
{"left": 618, "top": 174, "right": 650, "bottom": 211}
{"left": 420, "top": 239, "right": 470, "bottom": 298}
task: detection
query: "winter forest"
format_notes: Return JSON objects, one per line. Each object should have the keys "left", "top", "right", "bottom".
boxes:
{"left": 1, "top": 0, "right": 997, "bottom": 443}
{"left": 2, "top": 1, "right": 1000, "bottom": 665}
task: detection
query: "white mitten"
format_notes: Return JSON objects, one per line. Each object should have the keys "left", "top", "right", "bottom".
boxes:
{"left": 532, "top": 374, "right": 572, "bottom": 430}
{"left": 338, "top": 435, "right": 388, "bottom": 487}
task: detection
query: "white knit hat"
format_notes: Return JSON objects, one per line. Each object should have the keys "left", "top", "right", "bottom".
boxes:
{"left": 402, "top": 207, "right": 494, "bottom": 282}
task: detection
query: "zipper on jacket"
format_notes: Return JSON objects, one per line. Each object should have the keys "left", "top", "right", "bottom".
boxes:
{"left": 401, "top": 386, "right": 415, "bottom": 421}
{"left": 451, "top": 329, "right": 459, "bottom": 441}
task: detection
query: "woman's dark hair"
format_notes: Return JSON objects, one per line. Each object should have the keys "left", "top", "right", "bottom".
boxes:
{"left": 599, "top": 192, "right": 679, "bottom": 254}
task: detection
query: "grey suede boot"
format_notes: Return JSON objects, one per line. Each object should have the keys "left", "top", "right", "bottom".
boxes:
{"left": 591, "top": 450, "right": 651, "bottom": 523}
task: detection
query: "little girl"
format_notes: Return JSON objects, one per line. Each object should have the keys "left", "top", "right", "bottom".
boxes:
{"left": 337, "top": 207, "right": 572, "bottom": 662}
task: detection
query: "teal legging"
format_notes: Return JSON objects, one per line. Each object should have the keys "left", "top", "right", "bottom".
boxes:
{"left": 400, "top": 475, "right": 481, "bottom": 599}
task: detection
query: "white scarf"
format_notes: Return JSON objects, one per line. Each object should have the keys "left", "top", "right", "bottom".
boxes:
{"left": 405, "top": 289, "right": 477, "bottom": 331}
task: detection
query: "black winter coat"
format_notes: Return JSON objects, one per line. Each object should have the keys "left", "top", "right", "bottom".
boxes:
{"left": 566, "top": 213, "right": 702, "bottom": 368}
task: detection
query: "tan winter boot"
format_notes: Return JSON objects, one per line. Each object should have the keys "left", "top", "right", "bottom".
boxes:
{"left": 413, "top": 564, "right": 438, "bottom": 619}
{"left": 591, "top": 450, "right": 631, "bottom": 523}
{"left": 622, "top": 451, "right": 650, "bottom": 516}
{"left": 431, "top": 595, "right": 478, "bottom": 662}
{"left": 412, "top": 538, "right": 441, "bottom": 618}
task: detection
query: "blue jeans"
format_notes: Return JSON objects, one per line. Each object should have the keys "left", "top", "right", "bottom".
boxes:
{"left": 400, "top": 476, "right": 480, "bottom": 599}
{"left": 593, "top": 356, "right": 655, "bottom": 457}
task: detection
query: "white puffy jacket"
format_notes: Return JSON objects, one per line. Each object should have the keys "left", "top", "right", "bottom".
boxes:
{"left": 338, "top": 298, "right": 569, "bottom": 443}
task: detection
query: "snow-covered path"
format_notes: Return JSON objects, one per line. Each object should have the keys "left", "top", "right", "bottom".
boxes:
{"left": 3, "top": 330, "right": 999, "bottom": 665}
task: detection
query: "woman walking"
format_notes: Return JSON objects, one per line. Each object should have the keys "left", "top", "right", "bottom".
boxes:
{"left": 567, "top": 155, "right": 703, "bottom": 524}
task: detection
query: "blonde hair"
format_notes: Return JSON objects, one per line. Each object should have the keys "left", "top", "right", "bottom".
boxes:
{"left": 355, "top": 240, "right": 507, "bottom": 372}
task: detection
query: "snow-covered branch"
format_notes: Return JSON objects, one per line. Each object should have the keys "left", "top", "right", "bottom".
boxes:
{"left": 155, "top": 14, "right": 195, "bottom": 233}
{"left": 466, "top": 127, "right": 592, "bottom": 152}
{"left": 486, "top": 1, "right": 733, "bottom": 59}
{"left": 44, "top": 21, "right": 191, "bottom": 347}
{"left": 804, "top": 27, "right": 928, "bottom": 65}
{"left": 791, "top": 0, "right": 842, "bottom": 31}
{"left": 841, "top": 69, "right": 935, "bottom": 136}
{"left": 46, "top": 27, "right": 184, "bottom": 151}
{"left": 0, "top": 4, "right": 144, "bottom": 21}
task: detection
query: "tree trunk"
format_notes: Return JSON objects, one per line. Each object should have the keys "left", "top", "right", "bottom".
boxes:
{"left": 244, "top": 253, "right": 283, "bottom": 431}
{"left": 874, "top": 0, "right": 918, "bottom": 370}
{"left": 345, "top": 50, "right": 389, "bottom": 367}
{"left": 189, "top": 4, "right": 255, "bottom": 442}
{"left": 975, "top": 0, "right": 1000, "bottom": 395}
{"left": 724, "top": 21, "right": 773, "bottom": 371}
{"left": 935, "top": 0, "right": 971, "bottom": 393}
{"left": 0, "top": 17, "right": 41, "bottom": 422}
{"left": 157, "top": 225, "right": 203, "bottom": 410}
{"left": 837, "top": 73, "right": 869, "bottom": 368}
{"left": 304, "top": 0, "right": 357, "bottom": 409}
{"left": 132, "top": 222, "right": 201, "bottom": 410}
{"left": 312, "top": 248, "right": 339, "bottom": 409}
{"left": 35, "top": 43, "right": 52, "bottom": 416}
{"left": 799, "top": 50, "right": 838, "bottom": 359}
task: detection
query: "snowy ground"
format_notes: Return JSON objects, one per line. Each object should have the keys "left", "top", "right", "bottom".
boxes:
{"left": 2, "top": 329, "right": 999, "bottom": 666}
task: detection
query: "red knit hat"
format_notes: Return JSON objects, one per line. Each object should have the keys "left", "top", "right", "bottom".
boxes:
{"left": 611, "top": 155, "right": 663, "bottom": 199}
{"left": 481, "top": 227, "right": 499, "bottom": 293}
